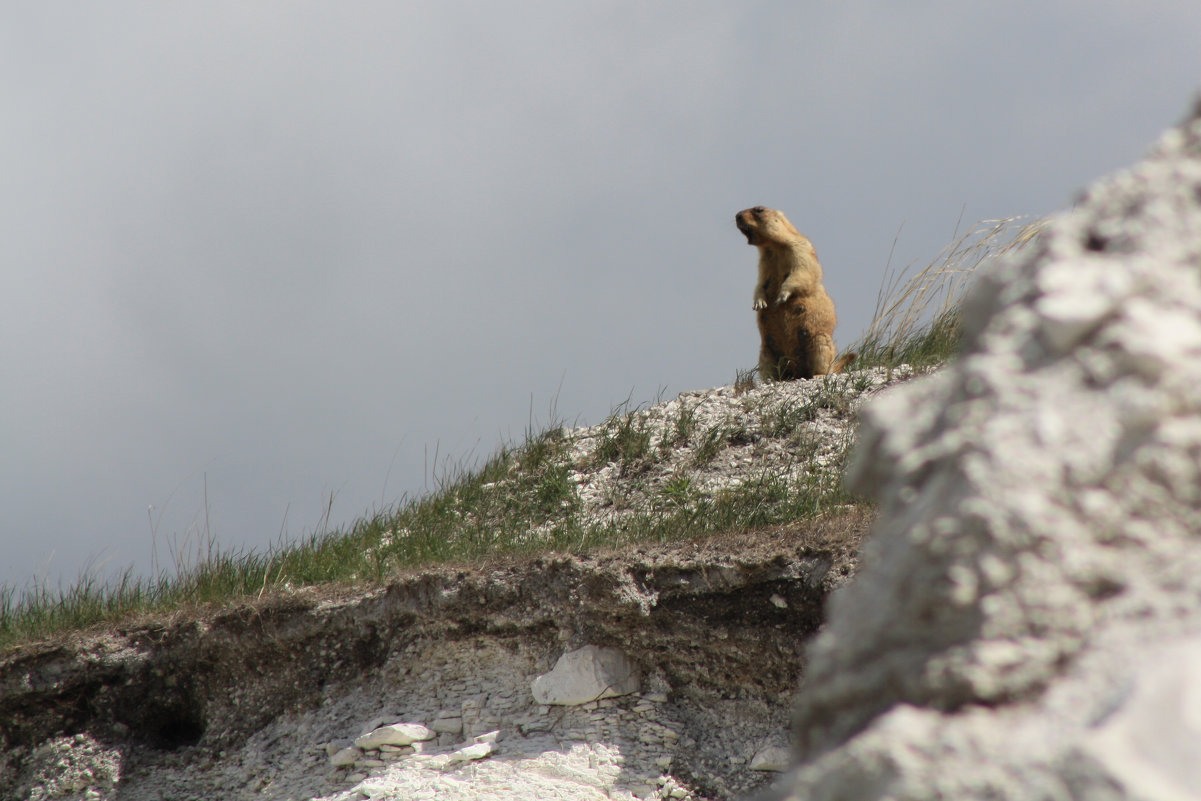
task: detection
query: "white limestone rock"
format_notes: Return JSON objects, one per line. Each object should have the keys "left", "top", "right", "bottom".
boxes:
{"left": 354, "top": 722, "right": 435, "bottom": 750}
{"left": 443, "top": 740, "right": 496, "bottom": 768}
{"left": 531, "top": 645, "right": 641, "bottom": 706}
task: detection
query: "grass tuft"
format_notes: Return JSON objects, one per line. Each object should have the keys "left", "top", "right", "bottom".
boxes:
{"left": 848, "top": 216, "right": 1044, "bottom": 369}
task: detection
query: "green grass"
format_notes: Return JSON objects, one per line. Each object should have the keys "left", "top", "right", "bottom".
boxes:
{"left": 591, "top": 400, "right": 654, "bottom": 474}
{"left": 0, "top": 216, "right": 1044, "bottom": 650}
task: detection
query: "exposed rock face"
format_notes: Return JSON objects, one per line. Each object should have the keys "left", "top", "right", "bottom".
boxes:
{"left": 768, "top": 99, "right": 1201, "bottom": 799}
{"left": 0, "top": 523, "right": 867, "bottom": 801}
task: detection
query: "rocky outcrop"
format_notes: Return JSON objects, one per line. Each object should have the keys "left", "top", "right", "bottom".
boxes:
{"left": 766, "top": 98, "right": 1201, "bottom": 800}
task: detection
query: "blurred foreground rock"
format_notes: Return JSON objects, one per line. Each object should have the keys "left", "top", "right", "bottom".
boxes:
{"left": 766, "top": 98, "right": 1201, "bottom": 800}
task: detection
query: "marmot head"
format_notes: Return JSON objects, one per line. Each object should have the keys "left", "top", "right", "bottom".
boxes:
{"left": 735, "top": 206, "right": 801, "bottom": 247}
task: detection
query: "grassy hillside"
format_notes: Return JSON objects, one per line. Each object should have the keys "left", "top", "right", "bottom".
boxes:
{"left": 0, "top": 217, "right": 1040, "bottom": 649}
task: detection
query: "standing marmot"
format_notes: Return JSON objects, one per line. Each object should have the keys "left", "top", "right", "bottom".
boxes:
{"left": 735, "top": 206, "right": 855, "bottom": 380}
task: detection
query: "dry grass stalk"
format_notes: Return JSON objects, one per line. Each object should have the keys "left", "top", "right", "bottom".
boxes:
{"left": 851, "top": 216, "right": 1045, "bottom": 366}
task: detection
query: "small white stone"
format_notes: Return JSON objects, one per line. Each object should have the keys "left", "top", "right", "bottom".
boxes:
{"left": 770, "top": 593, "right": 788, "bottom": 609}
{"left": 472, "top": 730, "right": 501, "bottom": 744}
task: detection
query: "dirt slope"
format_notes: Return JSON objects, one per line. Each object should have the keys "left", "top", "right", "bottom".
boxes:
{"left": 0, "top": 512, "right": 869, "bottom": 801}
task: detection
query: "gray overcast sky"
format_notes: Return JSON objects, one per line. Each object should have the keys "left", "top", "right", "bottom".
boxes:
{"left": 3, "top": 3, "right": 1199, "bottom": 589}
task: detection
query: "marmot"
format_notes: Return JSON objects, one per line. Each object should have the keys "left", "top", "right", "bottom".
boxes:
{"left": 735, "top": 206, "right": 855, "bottom": 380}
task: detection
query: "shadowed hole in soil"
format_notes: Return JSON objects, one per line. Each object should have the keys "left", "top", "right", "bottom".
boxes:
{"left": 118, "top": 682, "right": 207, "bottom": 751}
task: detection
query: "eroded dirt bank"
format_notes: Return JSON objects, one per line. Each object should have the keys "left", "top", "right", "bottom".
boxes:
{"left": 0, "top": 512, "right": 868, "bottom": 801}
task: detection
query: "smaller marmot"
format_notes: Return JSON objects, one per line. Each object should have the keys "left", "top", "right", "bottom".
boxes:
{"left": 735, "top": 206, "right": 855, "bottom": 380}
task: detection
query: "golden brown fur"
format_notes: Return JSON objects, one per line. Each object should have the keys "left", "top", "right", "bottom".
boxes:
{"left": 735, "top": 206, "right": 855, "bottom": 380}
